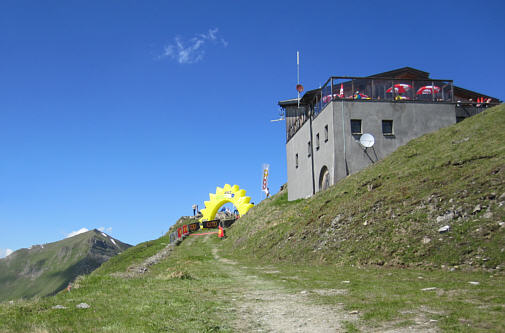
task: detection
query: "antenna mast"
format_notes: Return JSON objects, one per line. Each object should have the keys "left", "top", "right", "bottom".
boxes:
{"left": 297, "top": 51, "right": 300, "bottom": 107}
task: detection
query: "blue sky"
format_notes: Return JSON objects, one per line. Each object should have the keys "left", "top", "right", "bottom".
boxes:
{"left": 1, "top": 0, "right": 504, "bottom": 255}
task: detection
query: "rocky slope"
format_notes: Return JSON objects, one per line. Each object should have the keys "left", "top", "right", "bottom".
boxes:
{"left": 0, "top": 229, "right": 131, "bottom": 301}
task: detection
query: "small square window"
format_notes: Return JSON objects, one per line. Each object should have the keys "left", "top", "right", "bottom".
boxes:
{"left": 316, "top": 133, "right": 320, "bottom": 150}
{"left": 382, "top": 120, "right": 394, "bottom": 135}
{"left": 351, "top": 119, "right": 362, "bottom": 134}
{"left": 324, "top": 125, "right": 328, "bottom": 142}
{"left": 308, "top": 141, "right": 312, "bottom": 157}
{"left": 295, "top": 153, "right": 298, "bottom": 168}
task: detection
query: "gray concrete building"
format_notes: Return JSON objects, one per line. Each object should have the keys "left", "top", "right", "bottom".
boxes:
{"left": 279, "top": 67, "right": 500, "bottom": 201}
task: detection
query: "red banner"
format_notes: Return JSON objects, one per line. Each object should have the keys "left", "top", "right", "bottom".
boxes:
{"left": 183, "top": 224, "right": 189, "bottom": 235}
{"left": 177, "top": 227, "right": 182, "bottom": 238}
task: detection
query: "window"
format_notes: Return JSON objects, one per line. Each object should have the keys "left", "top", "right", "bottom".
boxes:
{"left": 295, "top": 153, "right": 298, "bottom": 168}
{"left": 316, "top": 133, "right": 320, "bottom": 150}
{"left": 382, "top": 120, "right": 394, "bottom": 135}
{"left": 351, "top": 119, "right": 362, "bottom": 134}
{"left": 324, "top": 125, "right": 328, "bottom": 142}
{"left": 308, "top": 141, "right": 312, "bottom": 157}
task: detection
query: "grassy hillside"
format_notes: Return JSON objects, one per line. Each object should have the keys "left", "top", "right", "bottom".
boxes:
{"left": 0, "top": 230, "right": 130, "bottom": 301}
{"left": 2, "top": 227, "right": 504, "bottom": 332}
{"left": 222, "top": 104, "right": 505, "bottom": 271}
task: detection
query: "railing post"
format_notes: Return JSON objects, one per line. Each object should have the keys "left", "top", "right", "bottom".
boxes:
{"left": 451, "top": 81, "right": 454, "bottom": 103}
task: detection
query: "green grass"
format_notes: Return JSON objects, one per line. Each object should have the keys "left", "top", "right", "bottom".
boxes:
{"left": 0, "top": 235, "right": 234, "bottom": 332}
{"left": 2, "top": 229, "right": 504, "bottom": 332}
{"left": 216, "top": 247, "right": 505, "bottom": 332}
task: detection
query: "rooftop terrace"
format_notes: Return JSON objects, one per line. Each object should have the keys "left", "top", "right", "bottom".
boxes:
{"left": 279, "top": 67, "right": 501, "bottom": 142}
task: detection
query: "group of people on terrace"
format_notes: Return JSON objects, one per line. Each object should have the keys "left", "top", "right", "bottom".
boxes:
{"left": 321, "top": 82, "right": 453, "bottom": 104}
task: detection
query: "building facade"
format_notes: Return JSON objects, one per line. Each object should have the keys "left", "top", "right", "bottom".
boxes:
{"left": 280, "top": 67, "right": 500, "bottom": 201}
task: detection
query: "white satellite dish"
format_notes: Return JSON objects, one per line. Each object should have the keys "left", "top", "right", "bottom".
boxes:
{"left": 359, "top": 133, "right": 375, "bottom": 148}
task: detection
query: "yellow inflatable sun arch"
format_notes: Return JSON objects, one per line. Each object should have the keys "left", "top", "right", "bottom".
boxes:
{"left": 199, "top": 184, "right": 254, "bottom": 222}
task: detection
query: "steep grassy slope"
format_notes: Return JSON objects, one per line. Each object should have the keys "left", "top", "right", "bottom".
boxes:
{"left": 223, "top": 105, "right": 505, "bottom": 271}
{"left": 0, "top": 230, "right": 130, "bottom": 301}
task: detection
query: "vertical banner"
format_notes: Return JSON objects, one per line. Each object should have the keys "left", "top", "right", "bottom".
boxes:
{"left": 262, "top": 164, "right": 270, "bottom": 192}
{"left": 177, "top": 227, "right": 182, "bottom": 239}
{"left": 183, "top": 224, "right": 189, "bottom": 235}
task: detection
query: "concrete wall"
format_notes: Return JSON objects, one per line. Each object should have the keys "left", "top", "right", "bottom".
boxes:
{"left": 286, "top": 100, "right": 456, "bottom": 200}
{"left": 311, "top": 104, "right": 335, "bottom": 192}
{"left": 286, "top": 119, "right": 314, "bottom": 201}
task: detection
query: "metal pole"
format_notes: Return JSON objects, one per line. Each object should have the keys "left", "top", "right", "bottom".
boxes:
{"left": 297, "top": 51, "right": 300, "bottom": 108}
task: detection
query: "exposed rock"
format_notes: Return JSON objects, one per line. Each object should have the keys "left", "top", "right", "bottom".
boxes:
{"left": 499, "top": 192, "right": 505, "bottom": 200}
{"left": 422, "top": 237, "right": 431, "bottom": 244}
{"left": 483, "top": 212, "right": 493, "bottom": 219}
{"left": 421, "top": 287, "right": 437, "bottom": 291}
{"left": 331, "top": 215, "right": 343, "bottom": 228}
{"left": 52, "top": 305, "right": 67, "bottom": 309}
{"left": 341, "top": 280, "right": 350, "bottom": 284}
{"left": 468, "top": 281, "right": 480, "bottom": 285}
{"left": 436, "top": 212, "right": 454, "bottom": 223}
{"left": 349, "top": 310, "right": 359, "bottom": 314}
{"left": 76, "top": 303, "right": 90, "bottom": 309}
{"left": 473, "top": 204, "right": 482, "bottom": 214}
{"left": 438, "top": 225, "right": 450, "bottom": 233}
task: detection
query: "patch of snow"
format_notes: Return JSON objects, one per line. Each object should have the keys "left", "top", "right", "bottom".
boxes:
{"left": 101, "top": 232, "right": 107, "bottom": 237}
{"left": 421, "top": 287, "right": 437, "bottom": 291}
{"left": 110, "top": 238, "right": 117, "bottom": 246}
{"left": 468, "top": 281, "right": 480, "bottom": 285}
{"left": 66, "top": 228, "right": 89, "bottom": 238}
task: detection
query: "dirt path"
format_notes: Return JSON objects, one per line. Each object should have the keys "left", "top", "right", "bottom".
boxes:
{"left": 211, "top": 247, "right": 357, "bottom": 332}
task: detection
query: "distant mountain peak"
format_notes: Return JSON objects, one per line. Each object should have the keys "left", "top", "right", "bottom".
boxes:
{"left": 0, "top": 231, "right": 131, "bottom": 301}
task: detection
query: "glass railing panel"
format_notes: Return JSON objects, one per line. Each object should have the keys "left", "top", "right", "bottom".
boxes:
{"left": 373, "top": 79, "right": 394, "bottom": 101}
{"left": 352, "top": 78, "right": 372, "bottom": 100}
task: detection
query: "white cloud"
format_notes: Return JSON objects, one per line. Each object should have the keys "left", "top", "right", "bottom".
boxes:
{"left": 98, "top": 226, "right": 112, "bottom": 233}
{"left": 0, "top": 248, "right": 13, "bottom": 258}
{"left": 66, "top": 228, "right": 89, "bottom": 238}
{"left": 162, "top": 28, "right": 228, "bottom": 64}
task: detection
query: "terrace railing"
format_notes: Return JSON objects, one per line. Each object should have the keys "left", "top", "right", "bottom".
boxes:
{"left": 313, "top": 76, "right": 454, "bottom": 118}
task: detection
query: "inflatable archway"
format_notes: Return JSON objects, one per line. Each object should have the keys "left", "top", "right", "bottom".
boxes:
{"left": 200, "top": 184, "right": 254, "bottom": 222}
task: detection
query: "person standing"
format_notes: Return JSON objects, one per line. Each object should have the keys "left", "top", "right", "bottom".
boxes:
{"left": 192, "top": 204, "right": 197, "bottom": 216}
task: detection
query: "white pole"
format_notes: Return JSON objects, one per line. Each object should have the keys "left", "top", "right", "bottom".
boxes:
{"left": 297, "top": 51, "right": 300, "bottom": 107}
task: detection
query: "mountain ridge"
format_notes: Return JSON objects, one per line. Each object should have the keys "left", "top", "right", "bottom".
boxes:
{"left": 0, "top": 229, "right": 131, "bottom": 301}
